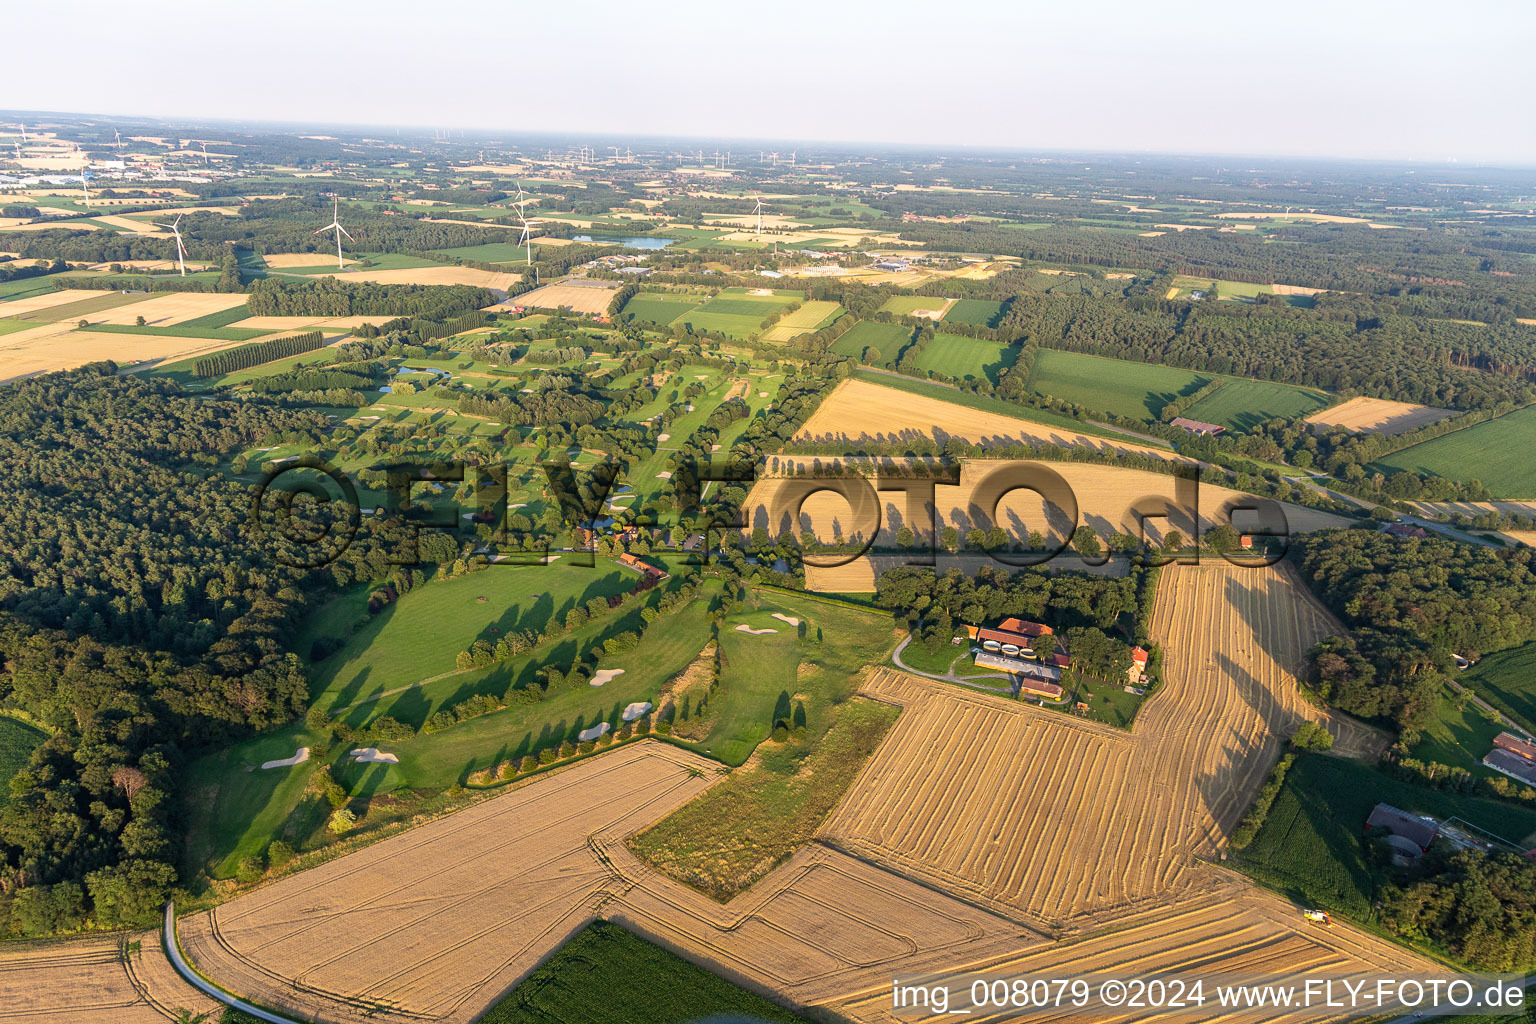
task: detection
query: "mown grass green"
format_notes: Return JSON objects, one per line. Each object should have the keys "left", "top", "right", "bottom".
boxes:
{"left": 1374, "top": 405, "right": 1536, "bottom": 498}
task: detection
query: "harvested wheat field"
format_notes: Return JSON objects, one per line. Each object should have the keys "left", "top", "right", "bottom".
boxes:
{"left": 258, "top": 252, "right": 358, "bottom": 268}
{"left": 0, "top": 322, "right": 248, "bottom": 383}
{"left": 792, "top": 379, "right": 1184, "bottom": 462}
{"left": 744, "top": 459, "right": 1351, "bottom": 590}
{"left": 321, "top": 266, "right": 523, "bottom": 291}
{"left": 176, "top": 742, "right": 720, "bottom": 1024}
{"left": 88, "top": 291, "right": 248, "bottom": 326}
{"left": 605, "top": 842, "right": 1036, "bottom": 1008}
{"left": 515, "top": 280, "right": 620, "bottom": 315}
{"left": 820, "top": 563, "right": 1383, "bottom": 929}
{"left": 230, "top": 314, "right": 399, "bottom": 331}
{"left": 0, "top": 930, "right": 218, "bottom": 1023}
{"left": 1305, "top": 396, "right": 1454, "bottom": 435}
{"left": 832, "top": 882, "right": 1436, "bottom": 1024}
{"left": 84, "top": 258, "right": 211, "bottom": 272}
{"left": 0, "top": 288, "right": 117, "bottom": 317}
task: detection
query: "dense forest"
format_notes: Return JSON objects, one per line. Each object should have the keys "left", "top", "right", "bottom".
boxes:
{"left": 1291, "top": 529, "right": 1536, "bottom": 730}
{"left": 0, "top": 367, "right": 407, "bottom": 935}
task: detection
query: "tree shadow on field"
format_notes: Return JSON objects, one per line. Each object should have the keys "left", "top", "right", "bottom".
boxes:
{"left": 1224, "top": 574, "right": 1297, "bottom": 671}
{"left": 331, "top": 666, "right": 373, "bottom": 714}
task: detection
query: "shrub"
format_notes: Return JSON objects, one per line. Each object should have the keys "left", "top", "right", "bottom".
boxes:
{"left": 328, "top": 808, "right": 357, "bottom": 834}
{"left": 519, "top": 755, "right": 539, "bottom": 773}
{"left": 558, "top": 740, "right": 577, "bottom": 758}
{"left": 538, "top": 747, "right": 556, "bottom": 764}
{"left": 235, "top": 856, "right": 265, "bottom": 884}
{"left": 267, "top": 840, "right": 295, "bottom": 868}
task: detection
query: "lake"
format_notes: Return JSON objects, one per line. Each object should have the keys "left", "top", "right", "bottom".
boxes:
{"left": 573, "top": 234, "right": 675, "bottom": 250}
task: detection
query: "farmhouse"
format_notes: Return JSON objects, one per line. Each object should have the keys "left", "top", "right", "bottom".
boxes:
{"left": 1127, "top": 645, "right": 1149, "bottom": 683}
{"left": 1169, "top": 416, "right": 1225, "bottom": 436}
{"left": 1483, "top": 732, "right": 1536, "bottom": 787}
{"left": 1383, "top": 523, "right": 1430, "bottom": 539}
{"left": 1365, "top": 803, "right": 1439, "bottom": 852}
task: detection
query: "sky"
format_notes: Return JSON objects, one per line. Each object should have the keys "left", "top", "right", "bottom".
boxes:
{"left": 9, "top": 0, "right": 1535, "bottom": 165}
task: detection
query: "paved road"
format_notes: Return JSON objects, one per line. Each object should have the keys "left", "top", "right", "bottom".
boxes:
{"left": 163, "top": 902, "right": 304, "bottom": 1024}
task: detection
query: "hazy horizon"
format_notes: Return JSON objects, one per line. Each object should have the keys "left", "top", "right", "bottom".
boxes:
{"left": 8, "top": 0, "right": 1535, "bottom": 165}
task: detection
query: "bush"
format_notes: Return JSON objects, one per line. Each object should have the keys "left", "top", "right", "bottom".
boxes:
{"left": 235, "top": 856, "right": 265, "bottom": 884}
{"left": 368, "top": 715, "right": 415, "bottom": 741}
{"left": 519, "top": 755, "right": 539, "bottom": 773}
{"left": 267, "top": 840, "right": 295, "bottom": 868}
{"left": 559, "top": 740, "right": 577, "bottom": 758}
{"left": 328, "top": 808, "right": 357, "bottom": 834}
{"left": 538, "top": 747, "right": 557, "bottom": 764}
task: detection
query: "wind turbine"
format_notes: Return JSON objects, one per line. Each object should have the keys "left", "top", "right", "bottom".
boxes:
{"left": 515, "top": 182, "right": 537, "bottom": 282}
{"left": 79, "top": 159, "right": 90, "bottom": 207}
{"left": 113, "top": 128, "right": 123, "bottom": 150}
{"left": 201, "top": 141, "right": 210, "bottom": 166}
{"left": 790, "top": 151, "right": 796, "bottom": 167}
{"left": 11, "top": 140, "right": 19, "bottom": 161}
{"left": 156, "top": 215, "right": 189, "bottom": 276}
{"left": 314, "top": 197, "right": 352, "bottom": 269}
{"left": 18, "top": 123, "right": 28, "bottom": 143}
{"left": 754, "top": 196, "right": 765, "bottom": 236}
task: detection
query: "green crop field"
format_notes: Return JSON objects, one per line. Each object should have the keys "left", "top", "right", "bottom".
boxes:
{"left": 1458, "top": 641, "right": 1536, "bottom": 734}
{"left": 0, "top": 318, "right": 32, "bottom": 336}
{"left": 670, "top": 310, "right": 762, "bottom": 339}
{"left": 877, "top": 295, "right": 949, "bottom": 317}
{"left": 79, "top": 322, "right": 270, "bottom": 341}
{"left": 429, "top": 242, "right": 529, "bottom": 264}
{"left": 830, "top": 320, "right": 911, "bottom": 361}
{"left": 621, "top": 291, "right": 700, "bottom": 324}
{"left": 914, "top": 333, "right": 1018, "bottom": 383}
{"left": 0, "top": 274, "right": 65, "bottom": 302}
{"left": 943, "top": 298, "right": 1009, "bottom": 327}
{"left": 1027, "top": 348, "right": 1209, "bottom": 420}
{"left": 1234, "top": 754, "right": 1536, "bottom": 923}
{"left": 177, "top": 304, "right": 255, "bottom": 330}
{"left": 0, "top": 717, "right": 46, "bottom": 805}
{"left": 1374, "top": 406, "right": 1536, "bottom": 498}
{"left": 691, "top": 297, "right": 788, "bottom": 317}
{"left": 774, "top": 299, "right": 843, "bottom": 330}
{"left": 479, "top": 919, "right": 812, "bottom": 1024}
{"left": 1182, "top": 378, "right": 1332, "bottom": 431}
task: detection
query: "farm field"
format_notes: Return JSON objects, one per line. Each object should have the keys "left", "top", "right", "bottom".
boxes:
{"left": 913, "top": 332, "right": 1017, "bottom": 383}
{"left": 0, "top": 931, "right": 220, "bottom": 1023}
{"left": 1183, "top": 377, "right": 1333, "bottom": 431}
{"left": 1304, "top": 395, "right": 1454, "bottom": 435}
{"left": 1026, "top": 348, "right": 1208, "bottom": 420}
{"left": 478, "top": 920, "right": 813, "bottom": 1024}
{"left": 1374, "top": 405, "right": 1536, "bottom": 497}
{"left": 820, "top": 563, "right": 1383, "bottom": 927}
{"left": 0, "top": 319, "right": 251, "bottom": 382}
{"left": 175, "top": 741, "right": 1034, "bottom": 1024}
{"left": 876, "top": 294, "right": 952, "bottom": 318}
{"left": 790, "top": 377, "right": 1187, "bottom": 461}
{"left": 941, "top": 297, "right": 1009, "bottom": 327}
{"left": 828, "top": 319, "right": 910, "bottom": 360}
{"left": 747, "top": 458, "right": 1351, "bottom": 561}
{"left": 517, "top": 280, "right": 618, "bottom": 315}
{"left": 428, "top": 241, "right": 530, "bottom": 264}
{"left": 761, "top": 299, "right": 843, "bottom": 341}
{"left": 619, "top": 290, "right": 701, "bottom": 324}
{"left": 673, "top": 289, "right": 798, "bottom": 339}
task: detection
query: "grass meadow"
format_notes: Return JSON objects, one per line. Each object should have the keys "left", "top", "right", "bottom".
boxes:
{"left": 914, "top": 333, "right": 1018, "bottom": 383}
{"left": 943, "top": 298, "right": 1009, "bottom": 327}
{"left": 1374, "top": 406, "right": 1536, "bottom": 498}
{"left": 830, "top": 320, "right": 911, "bottom": 361}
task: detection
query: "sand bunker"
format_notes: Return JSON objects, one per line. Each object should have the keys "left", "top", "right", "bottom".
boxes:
{"left": 622, "top": 701, "right": 653, "bottom": 722}
{"left": 735, "top": 624, "right": 779, "bottom": 635}
{"left": 656, "top": 471, "right": 672, "bottom": 480}
{"left": 771, "top": 613, "right": 801, "bottom": 627}
{"left": 578, "top": 722, "right": 611, "bottom": 741}
{"left": 590, "top": 669, "right": 626, "bottom": 687}
{"left": 260, "top": 748, "right": 310, "bottom": 770}
{"left": 349, "top": 748, "right": 399, "bottom": 764}
{"left": 657, "top": 433, "right": 670, "bottom": 441}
